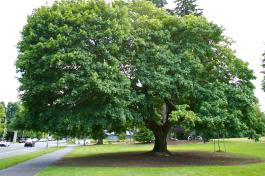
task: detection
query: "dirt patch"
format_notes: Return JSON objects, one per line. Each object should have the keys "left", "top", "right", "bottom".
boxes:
{"left": 55, "top": 151, "right": 263, "bottom": 167}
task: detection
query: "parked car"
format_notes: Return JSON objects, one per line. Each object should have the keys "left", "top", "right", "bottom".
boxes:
{"left": 48, "top": 137, "right": 55, "bottom": 141}
{"left": 187, "top": 135, "right": 203, "bottom": 141}
{"left": 24, "top": 139, "right": 35, "bottom": 147}
{"left": 39, "top": 138, "right": 47, "bottom": 142}
{"left": 32, "top": 138, "right": 39, "bottom": 142}
{"left": 170, "top": 138, "right": 178, "bottom": 141}
{"left": 0, "top": 141, "right": 10, "bottom": 147}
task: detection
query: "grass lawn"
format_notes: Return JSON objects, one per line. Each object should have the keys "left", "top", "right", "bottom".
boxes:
{"left": 0, "top": 147, "right": 64, "bottom": 170}
{"left": 37, "top": 141, "right": 265, "bottom": 176}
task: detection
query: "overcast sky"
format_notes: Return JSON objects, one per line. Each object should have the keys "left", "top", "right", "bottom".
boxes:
{"left": 0, "top": 0, "right": 265, "bottom": 110}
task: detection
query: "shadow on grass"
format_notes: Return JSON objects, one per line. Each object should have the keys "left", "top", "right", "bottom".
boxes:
{"left": 55, "top": 150, "right": 263, "bottom": 167}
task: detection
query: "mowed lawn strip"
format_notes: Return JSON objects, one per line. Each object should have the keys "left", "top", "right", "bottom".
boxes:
{"left": 0, "top": 147, "right": 64, "bottom": 170}
{"left": 37, "top": 141, "right": 265, "bottom": 176}
{"left": 36, "top": 163, "right": 265, "bottom": 176}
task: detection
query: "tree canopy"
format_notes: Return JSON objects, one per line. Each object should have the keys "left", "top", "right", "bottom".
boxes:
{"left": 6, "top": 102, "right": 20, "bottom": 129}
{"left": 173, "top": 0, "right": 202, "bottom": 16}
{"left": 16, "top": 0, "right": 263, "bottom": 153}
{"left": 17, "top": 0, "right": 131, "bottom": 136}
{"left": 0, "top": 102, "right": 6, "bottom": 137}
{"left": 149, "top": 0, "right": 167, "bottom": 7}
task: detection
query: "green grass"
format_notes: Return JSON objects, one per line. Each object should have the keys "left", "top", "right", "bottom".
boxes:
{"left": 0, "top": 147, "right": 64, "bottom": 169}
{"left": 37, "top": 141, "right": 265, "bottom": 176}
{"left": 226, "top": 137, "right": 265, "bottom": 143}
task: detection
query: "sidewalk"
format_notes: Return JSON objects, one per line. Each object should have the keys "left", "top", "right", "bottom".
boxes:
{"left": 0, "top": 147, "right": 74, "bottom": 176}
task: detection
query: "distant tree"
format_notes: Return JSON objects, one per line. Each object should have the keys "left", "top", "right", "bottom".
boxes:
{"left": 6, "top": 102, "right": 20, "bottom": 128}
{"left": 9, "top": 104, "right": 27, "bottom": 130}
{"left": 173, "top": 0, "right": 203, "bottom": 16}
{"left": 0, "top": 102, "right": 6, "bottom": 138}
{"left": 10, "top": 104, "right": 46, "bottom": 139}
{"left": 150, "top": 0, "right": 167, "bottom": 7}
{"left": 195, "top": 85, "right": 265, "bottom": 142}
{"left": 251, "top": 104, "right": 265, "bottom": 138}
{"left": 4, "top": 102, "right": 20, "bottom": 141}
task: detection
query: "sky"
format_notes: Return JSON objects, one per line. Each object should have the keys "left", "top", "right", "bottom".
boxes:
{"left": 0, "top": 0, "right": 265, "bottom": 110}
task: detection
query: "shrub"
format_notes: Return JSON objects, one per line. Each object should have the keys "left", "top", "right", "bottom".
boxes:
{"left": 134, "top": 127, "right": 154, "bottom": 143}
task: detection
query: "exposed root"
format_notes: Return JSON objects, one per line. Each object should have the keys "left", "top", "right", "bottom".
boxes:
{"left": 152, "top": 150, "right": 173, "bottom": 157}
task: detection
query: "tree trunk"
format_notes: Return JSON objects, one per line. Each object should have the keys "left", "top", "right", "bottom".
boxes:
{"left": 153, "top": 130, "right": 168, "bottom": 153}
{"left": 13, "top": 131, "right": 18, "bottom": 143}
{"left": 146, "top": 118, "right": 171, "bottom": 154}
{"left": 143, "top": 97, "right": 174, "bottom": 155}
{"left": 83, "top": 133, "right": 87, "bottom": 146}
{"left": 46, "top": 138, "right": 49, "bottom": 148}
{"left": 97, "top": 138, "right": 103, "bottom": 145}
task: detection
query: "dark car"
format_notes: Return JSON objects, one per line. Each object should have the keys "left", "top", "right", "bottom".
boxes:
{"left": 24, "top": 139, "right": 35, "bottom": 147}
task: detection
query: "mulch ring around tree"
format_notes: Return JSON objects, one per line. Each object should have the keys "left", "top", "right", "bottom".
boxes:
{"left": 55, "top": 151, "right": 263, "bottom": 167}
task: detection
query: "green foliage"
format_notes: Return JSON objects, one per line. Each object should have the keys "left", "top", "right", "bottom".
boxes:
{"left": 252, "top": 105, "right": 265, "bottom": 126}
{"left": 8, "top": 103, "right": 44, "bottom": 139}
{"left": 6, "top": 102, "right": 20, "bottom": 129}
{"left": 16, "top": 0, "right": 263, "bottom": 151}
{"left": 117, "top": 132, "right": 126, "bottom": 141}
{"left": 6, "top": 103, "right": 19, "bottom": 124}
{"left": 5, "top": 102, "right": 21, "bottom": 141}
{"left": 124, "top": 1, "right": 261, "bottom": 144}
{"left": 169, "top": 104, "right": 198, "bottom": 130}
{"left": 173, "top": 0, "right": 203, "bottom": 16}
{"left": 149, "top": 0, "right": 167, "bottom": 7}
{"left": 195, "top": 82, "right": 264, "bottom": 141}
{"left": 16, "top": 0, "right": 131, "bottom": 135}
{"left": 134, "top": 127, "right": 154, "bottom": 143}
{"left": 9, "top": 103, "right": 27, "bottom": 130}
{"left": 89, "top": 125, "right": 106, "bottom": 142}
{"left": 0, "top": 102, "right": 6, "bottom": 137}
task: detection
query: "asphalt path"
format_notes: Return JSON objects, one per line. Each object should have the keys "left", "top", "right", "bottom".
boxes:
{"left": 0, "top": 141, "right": 66, "bottom": 159}
{"left": 0, "top": 146, "right": 74, "bottom": 176}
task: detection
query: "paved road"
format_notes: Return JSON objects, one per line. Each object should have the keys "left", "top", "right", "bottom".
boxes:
{"left": 0, "top": 141, "right": 66, "bottom": 159}
{"left": 0, "top": 146, "right": 74, "bottom": 176}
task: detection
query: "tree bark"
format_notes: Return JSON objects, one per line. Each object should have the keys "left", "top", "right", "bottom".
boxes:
{"left": 97, "top": 138, "right": 103, "bottom": 145}
{"left": 83, "top": 133, "right": 87, "bottom": 146}
{"left": 153, "top": 129, "right": 168, "bottom": 153}
{"left": 13, "top": 131, "right": 18, "bottom": 143}
{"left": 143, "top": 93, "right": 174, "bottom": 154}
{"left": 46, "top": 138, "right": 49, "bottom": 148}
{"left": 145, "top": 119, "right": 171, "bottom": 154}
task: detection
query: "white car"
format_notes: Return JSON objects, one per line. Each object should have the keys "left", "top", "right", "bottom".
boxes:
{"left": 188, "top": 136, "right": 203, "bottom": 141}
{"left": 0, "top": 141, "right": 10, "bottom": 147}
{"left": 39, "top": 138, "right": 47, "bottom": 142}
{"left": 32, "top": 138, "right": 39, "bottom": 142}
